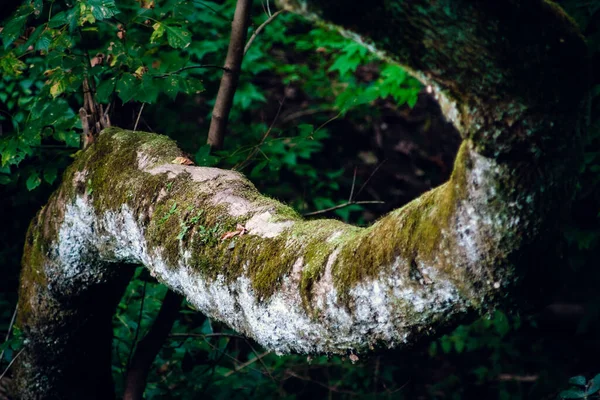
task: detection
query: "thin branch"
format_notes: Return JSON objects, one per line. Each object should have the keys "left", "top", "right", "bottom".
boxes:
{"left": 244, "top": 10, "right": 285, "bottom": 55}
{"left": 223, "top": 350, "right": 271, "bottom": 377}
{"left": 133, "top": 103, "right": 145, "bottom": 132}
{"left": 198, "top": 335, "right": 266, "bottom": 377}
{"left": 192, "top": 0, "right": 227, "bottom": 19}
{"left": 207, "top": 0, "right": 254, "bottom": 150}
{"left": 125, "top": 281, "right": 147, "bottom": 375}
{"left": 0, "top": 305, "right": 17, "bottom": 367}
{"left": 244, "top": 339, "right": 276, "bottom": 382}
{"left": 0, "top": 348, "right": 24, "bottom": 382}
{"left": 314, "top": 112, "right": 341, "bottom": 134}
{"left": 496, "top": 374, "right": 538, "bottom": 382}
{"left": 355, "top": 159, "right": 387, "bottom": 198}
{"left": 123, "top": 290, "right": 182, "bottom": 400}
{"left": 233, "top": 95, "right": 286, "bottom": 171}
{"left": 284, "top": 370, "right": 357, "bottom": 396}
{"left": 303, "top": 201, "right": 384, "bottom": 217}
{"left": 348, "top": 166, "right": 357, "bottom": 203}
{"left": 168, "top": 333, "right": 247, "bottom": 340}
{"left": 280, "top": 107, "right": 336, "bottom": 124}
{"left": 153, "top": 64, "right": 229, "bottom": 79}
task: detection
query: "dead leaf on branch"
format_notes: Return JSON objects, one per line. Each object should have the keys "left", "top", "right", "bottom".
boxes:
{"left": 221, "top": 224, "right": 247, "bottom": 240}
{"left": 172, "top": 156, "right": 194, "bottom": 165}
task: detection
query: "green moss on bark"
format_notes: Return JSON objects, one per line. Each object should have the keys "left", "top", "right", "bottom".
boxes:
{"left": 331, "top": 142, "right": 470, "bottom": 300}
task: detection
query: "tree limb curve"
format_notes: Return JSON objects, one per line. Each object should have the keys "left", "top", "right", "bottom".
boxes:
{"left": 14, "top": 1, "right": 588, "bottom": 398}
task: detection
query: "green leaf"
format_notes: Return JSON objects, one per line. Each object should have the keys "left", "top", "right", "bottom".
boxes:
{"left": 178, "top": 77, "right": 204, "bottom": 95}
{"left": 96, "top": 77, "right": 116, "bottom": 103}
{"left": 560, "top": 389, "right": 586, "bottom": 399}
{"left": 281, "top": 151, "right": 297, "bottom": 166}
{"left": 26, "top": 171, "right": 41, "bottom": 191}
{"left": 35, "top": 31, "right": 52, "bottom": 52}
{"left": 165, "top": 26, "right": 192, "bottom": 49}
{"left": 33, "top": 0, "right": 43, "bottom": 17}
{"left": 135, "top": 74, "right": 161, "bottom": 104}
{"left": 49, "top": 11, "right": 68, "bottom": 28}
{"left": 49, "top": 77, "right": 68, "bottom": 98}
{"left": 163, "top": 75, "right": 180, "bottom": 99}
{"left": 569, "top": 376, "right": 587, "bottom": 387}
{"left": 116, "top": 74, "right": 140, "bottom": 103}
{"left": 493, "top": 310, "right": 510, "bottom": 337}
{"left": 88, "top": 0, "right": 120, "bottom": 20}
{"left": 0, "top": 175, "right": 11, "bottom": 185}
{"left": 587, "top": 374, "right": 600, "bottom": 395}
{"left": 1, "top": 15, "right": 29, "bottom": 49}
{"left": 0, "top": 52, "right": 26, "bottom": 76}
{"left": 406, "top": 92, "right": 418, "bottom": 108}
{"left": 43, "top": 167, "right": 57, "bottom": 185}
{"left": 150, "top": 22, "right": 166, "bottom": 44}
{"left": 195, "top": 145, "right": 219, "bottom": 166}
{"left": 440, "top": 336, "right": 452, "bottom": 354}
{"left": 250, "top": 160, "right": 268, "bottom": 177}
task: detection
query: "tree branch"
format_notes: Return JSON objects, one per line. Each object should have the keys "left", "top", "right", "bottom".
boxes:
{"left": 123, "top": 290, "right": 182, "bottom": 400}
{"left": 207, "top": 0, "right": 254, "bottom": 149}
{"left": 244, "top": 9, "right": 285, "bottom": 55}
{"left": 12, "top": 1, "right": 588, "bottom": 397}
{"left": 302, "top": 201, "right": 384, "bottom": 217}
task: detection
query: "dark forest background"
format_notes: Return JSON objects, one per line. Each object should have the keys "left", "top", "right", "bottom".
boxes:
{"left": 1, "top": 0, "right": 599, "bottom": 398}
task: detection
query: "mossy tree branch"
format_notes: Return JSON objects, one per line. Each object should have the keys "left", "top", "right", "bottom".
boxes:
{"left": 13, "top": 0, "right": 588, "bottom": 398}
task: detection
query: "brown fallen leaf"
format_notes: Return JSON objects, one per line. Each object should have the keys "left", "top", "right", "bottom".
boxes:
{"left": 221, "top": 224, "right": 247, "bottom": 240}
{"left": 172, "top": 156, "right": 194, "bottom": 165}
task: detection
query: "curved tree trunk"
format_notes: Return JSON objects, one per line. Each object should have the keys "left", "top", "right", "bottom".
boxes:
{"left": 13, "top": 1, "right": 588, "bottom": 398}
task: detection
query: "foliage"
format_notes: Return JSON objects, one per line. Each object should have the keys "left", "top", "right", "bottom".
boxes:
{"left": 559, "top": 375, "right": 600, "bottom": 399}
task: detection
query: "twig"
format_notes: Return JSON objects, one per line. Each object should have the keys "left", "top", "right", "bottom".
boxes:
{"left": 280, "top": 107, "right": 335, "bottom": 124}
{"left": 192, "top": 0, "right": 227, "bottom": 18}
{"left": 123, "top": 290, "right": 182, "bottom": 400}
{"left": 0, "top": 348, "right": 24, "bottom": 382}
{"left": 233, "top": 95, "right": 286, "bottom": 171}
{"left": 153, "top": 64, "right": 229, "bottom": 79}
{"left": 133, "top": 103, "right": 145, "bottom": 132}
{"left": 348, "top": 166, "right": 357, "bottom": 203}
{"left": 244, "top": 339, "right": 276, "bottom": 382}
{"left": 496, "top": 374, "right": 538, "bottom": 382}
{"left": 244, "top": 10, "right": 284, "bottom": 55}
{"left": 223, "top": 350, "right": 271, "bottom": 377}
{"left": 314, "top": 112, "right": 341, "bottom": 134}
{"left": 168, "top": 333, "right": 247, "bottom": 340}
{"left": 355, "top": 159, "right": 387, "bottom": 198}
{"left": 0, "top": 306, "right": 17, "bottom": 367}
{"left": 207, "top": 0, "right": 254, "bottom": 150}
{"left": 284, "top": 370, "right": 357, "bottom": 396}
{"left": 125, "top": 281, "right": 146, "bottom": 376}
{"left": 199, "top": 335, "right": 266, "bottom": 377}
{"left": 303, "top": 200, "right": 384, "bottom": 217}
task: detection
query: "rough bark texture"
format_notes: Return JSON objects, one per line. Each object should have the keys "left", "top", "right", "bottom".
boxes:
{"left": 13, "top": 0, "right": 588, "bottom": 398}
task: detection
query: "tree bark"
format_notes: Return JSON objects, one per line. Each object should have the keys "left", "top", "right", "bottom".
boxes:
{"left": 13, "top": 1, "right": 588, "bottom": 398}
